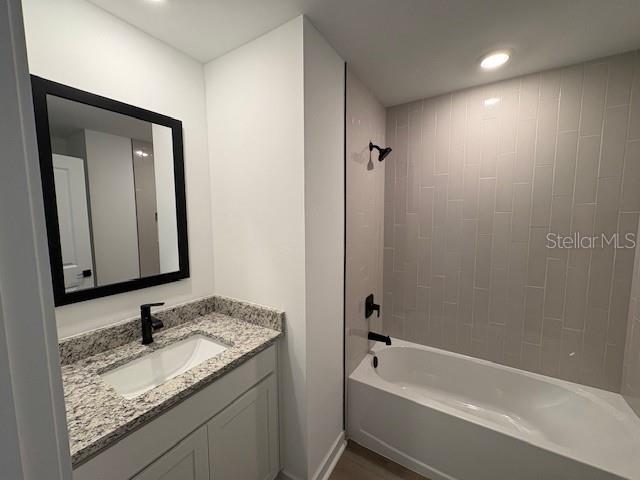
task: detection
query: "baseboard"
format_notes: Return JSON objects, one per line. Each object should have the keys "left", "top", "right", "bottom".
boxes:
{"left": 277, "top": 431, "right": 346, "bottom": 480}
{"left": 277, "top": 470, "right": 302, "bottom": 480}
{"left": 312, "top": 431, "right": 347, "bottom": 480}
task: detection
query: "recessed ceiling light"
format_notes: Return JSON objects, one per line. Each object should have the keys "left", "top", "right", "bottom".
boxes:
{"left": 483, "top": 97, "right": 501, "bottom": 107}
{"left": 480, "top": 51, "right": 510, "bottom": 70}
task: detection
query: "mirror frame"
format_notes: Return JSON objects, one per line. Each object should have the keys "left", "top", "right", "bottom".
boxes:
{"left": 31, "top": 75, "right": 190, "bottom": 306}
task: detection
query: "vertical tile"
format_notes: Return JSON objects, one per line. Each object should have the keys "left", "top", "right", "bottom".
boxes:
{"left": 499, "top": 79, "right": 519, "bottom": 154}
{"left": 522, "top": 343, "right": 542, "bottom": 373}
{"left": 495, "top": 153, "right": 515, "bottom": 212}
{"left": 443, "top": 302, "right": 458, "bottom": 350}
{"left": 448, "top": 92, "right": 466, "bottom": 200}
{"left": 393, "top": 224, "right": 406, "bottom": 271}
{"left": 445, "top": 200, "right": 463, "bottom": 252}
{"left": 535, "top": 96, "right": 560, "bottom": 166}
{"left": 582, "top": 306, "right": 608, "bottom": 383}
{"left": 559, "top": 328, "right": 583, "bottom": 382}
{"left": 629, "top": 52, "right": 640, "bottom": 140}
{"left": 433, "top": 182, "right": 447, "bottom": 228}
{"left": 531, "top": 165, "right": 554, "bottom": 227}
{"left": 527, "top": 227, "right": 548, "bottom": 287}
{"left": 511, "top": 183, "right": 533, "bottom": 242}
{"left": 421, "top": 99, "right": 436, "bottom": 187}
{"left": 472, "top": 287, "right": 489, "bottom": 341}
{"left": 480, "top": 117, "right": 499, "bottom": 178}
{"left": 580, "top": 62, "right": 608, "bottom": 136}
{"left": 621, "top": 140, "right": 640, "bottom": 211}
{"left": 444, "top": 252, "right": 460, "bottom": 303}
{"left": 541, "top": 318, "right": 563, "bottom": 377}
{"left": 514, "top": 117, "right": 536, "bottom": 182}
{"left": 524, "top": 286, "right": 544, "bottom": 344}
{"left": 462, "top": 164, "right": 479, "bottom": 220}
{"left": 431, "top": 227, "right": 446, "bottom": 276}
{"left": 604, "top": 345, "right": 624, "bottom": 391}
{"left": 600, "top": 105, "right": 630, "bottom": 178}
{"left": 489, "top": 267, "right": 508, "bottom": 325}
{"left": 407, "top": 107, "right": 423, "bottom": 213}
{"left": 487, "top": 324, "right": 506, "bottom": 363}
{"left": 434, "top": 95, "right": 451, "bottom": 174}
{"left": 564, "top": 259, "right": 589, "bottom": 330}
{"left": 478, "top": 178, "right": 496, "bottom": 235}
{"left": 404, "top": 261, "right": 418, "bottom": 310}
{"left": 558, "top": 63, "right": 584, "bottom": 132}
{"left": 587, "top": 247, "right": 614, "bottom": 310}
{"left": 549, "top": 195, "right": 572, "bottom": 238}
{"left": 417, "top": 237, "right": 431, "bottom": 287}
{"left": 573, "top": 136, "right": 601, "bottom": 204}
{"left": 474, "top": 234, "right": 492, "bottom": 288}
{"left": 544, "top": 257, "right": 567, "bottom": 319}
{"left": 552, "top": 130, "right": 578, "bottom": 197}
{"left": 418, "top": 187, "right": 434, "bottom": 238}
{"left": 393, "top": 125, "right": 408, "bottom": 225}
{"left": 594, "top": 177, "right": 621, "bottom": 237}
{"left": 491, "top": 212, "right": 511, "bottom": 269}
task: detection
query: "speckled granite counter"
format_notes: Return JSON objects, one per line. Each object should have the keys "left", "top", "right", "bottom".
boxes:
{"left": 59, "top": 296, "right": 284, "bottom": 467}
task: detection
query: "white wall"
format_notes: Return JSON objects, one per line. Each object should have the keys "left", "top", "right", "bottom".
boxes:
{"left": 205, "top": 16, "right": 345, "bottom": 479}
{"left": 302, "top": 18, "right": 346, "bottom": 479}
{"left": 204, "top": 17, "right": 308, "bottom": 479}
{"left": 84, "top": 129, "right": 140, "bottom": 285}
{"left": 22, "top": 0, "right": 214, "bottom": 338}
{"left": 0, "top": 1, "right": 72, "bottom": 477}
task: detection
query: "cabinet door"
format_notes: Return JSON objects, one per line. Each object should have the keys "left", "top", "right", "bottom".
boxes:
{"left": 132, "top": 425, "right": 209, "bottom": 480}
{"left": 208, "top": 374, "right": 279, "bottom": 480}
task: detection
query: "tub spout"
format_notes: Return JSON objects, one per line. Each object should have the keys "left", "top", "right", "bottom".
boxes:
{"left": 368, "top": 331, "right": 391, "bottom": 345}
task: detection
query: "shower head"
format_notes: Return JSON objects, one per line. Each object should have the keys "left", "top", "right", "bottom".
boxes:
{"left": 369, "top": 141, "right": 392, "bottom": 162}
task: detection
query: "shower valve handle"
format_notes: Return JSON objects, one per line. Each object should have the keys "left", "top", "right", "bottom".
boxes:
{"left": 365, "top": 294, "right": 380, "bottom": 318}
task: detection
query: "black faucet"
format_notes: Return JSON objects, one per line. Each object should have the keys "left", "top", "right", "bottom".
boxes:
{"left": 140, "top": 302, "right": 165, "bottom": 345}
{"left": 368, "top": 331, "right": 391, "bottom": 345}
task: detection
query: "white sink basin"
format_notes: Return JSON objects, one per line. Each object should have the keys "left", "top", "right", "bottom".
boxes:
{"left": 101, "top": 334, "right": 228, "bottom": 399}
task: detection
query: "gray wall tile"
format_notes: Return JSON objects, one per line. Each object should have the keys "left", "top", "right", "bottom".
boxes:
{"left": 382, "top": 52, "right": 640, "bottom": 393}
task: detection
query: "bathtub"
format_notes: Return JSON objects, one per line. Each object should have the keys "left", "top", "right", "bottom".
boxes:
{"left": 348, "top": 338, "right": 640, "bottom": 480}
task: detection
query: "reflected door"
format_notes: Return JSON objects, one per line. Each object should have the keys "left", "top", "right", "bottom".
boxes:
{"left": 52, "top": 154, "right": 94, "bottom": 292}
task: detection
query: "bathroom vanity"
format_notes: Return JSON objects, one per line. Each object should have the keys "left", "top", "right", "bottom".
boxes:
{"left": 60, "top": 296, "right": 284, "bottom": 480}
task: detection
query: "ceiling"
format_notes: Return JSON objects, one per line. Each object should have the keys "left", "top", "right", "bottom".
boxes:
{"left": 89, "top": 0, "right": 640, "bottom": 106}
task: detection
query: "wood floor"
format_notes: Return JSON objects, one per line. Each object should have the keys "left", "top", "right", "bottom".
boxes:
{"left": 329, "top": 441, "right": 429, "bottom": 480}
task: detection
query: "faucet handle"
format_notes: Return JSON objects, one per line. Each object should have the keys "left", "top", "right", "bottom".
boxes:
{"left": 141, "top": 302, "right": 165, "bottom": 310}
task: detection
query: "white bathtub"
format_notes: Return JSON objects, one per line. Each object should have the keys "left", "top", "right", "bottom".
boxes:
{"left": 348, "top": 338, "right": 640, "bottom": 480}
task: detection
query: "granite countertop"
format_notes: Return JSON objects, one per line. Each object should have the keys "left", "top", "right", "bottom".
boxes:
{"left": 60, "top": 296, "right": 284, "bottom": 467}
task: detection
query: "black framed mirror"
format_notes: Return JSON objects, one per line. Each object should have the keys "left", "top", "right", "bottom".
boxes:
{"left": 31, "top": 76, "right": 189, "bottom": 306}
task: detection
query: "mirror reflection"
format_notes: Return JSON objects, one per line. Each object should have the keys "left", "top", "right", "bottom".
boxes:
{"left": 46, "top": 95, "right": 179, "bottom": 292}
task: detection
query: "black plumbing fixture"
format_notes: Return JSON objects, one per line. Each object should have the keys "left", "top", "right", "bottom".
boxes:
{"left": 365, "top": 293, "right": 380, "bottom": 318}
{"left": 369, "top": 141, "right": 392, "bottom": 161}
{"left": 140, "top": 302, "right": 165, "bottom": 345}
{"left": 368, "top": 331, "right": 392, "bottom": 345}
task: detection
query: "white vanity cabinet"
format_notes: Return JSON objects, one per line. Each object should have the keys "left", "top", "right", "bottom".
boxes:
{"left": 73, "top": 345, "right": 279, "bottom": 480}
{"left": 132, "top": 426, "right": 209, "bottom": 480}
{"left": 208, "top": 374, "right": 279, "bottom": 480}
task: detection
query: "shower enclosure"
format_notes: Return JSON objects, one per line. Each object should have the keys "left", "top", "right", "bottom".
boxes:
{"left": 345, "top": 50, "right": 640, "bottom": 479}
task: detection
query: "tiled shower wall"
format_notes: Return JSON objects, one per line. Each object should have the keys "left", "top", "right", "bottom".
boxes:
{"left": 623, "top": 220, "right": 640, "bottom": 415}
{"left": 346, "top": 69, "right": 386, "bottom": 375}
{"left": 382, "top": 50, "right": 640, "bottom": 392}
